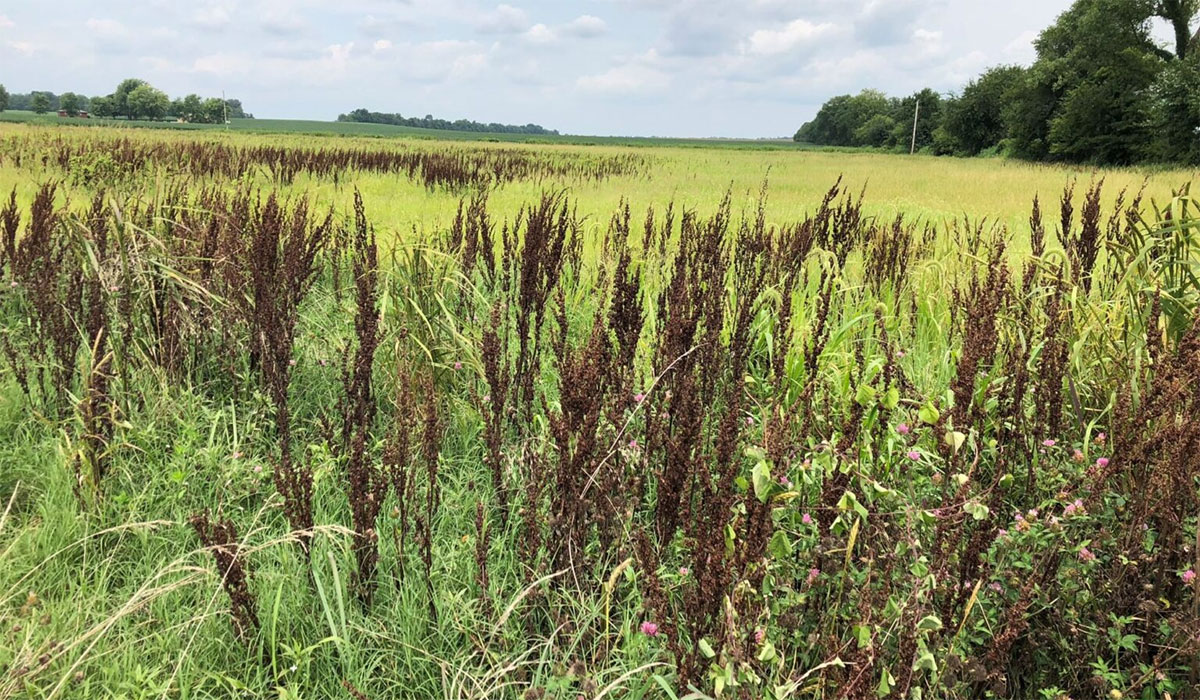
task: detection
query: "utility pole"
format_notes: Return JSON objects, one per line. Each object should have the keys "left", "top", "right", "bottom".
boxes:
{"left": 223, "top": 90, "right": 229, "bottom": 130}
{"left": 910, "top": 99, "right": 920, "bottom": 155}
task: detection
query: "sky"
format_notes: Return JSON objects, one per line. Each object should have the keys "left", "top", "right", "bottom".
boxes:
{"left": 0, "top": 0, "right": 1151, "bottom": 138}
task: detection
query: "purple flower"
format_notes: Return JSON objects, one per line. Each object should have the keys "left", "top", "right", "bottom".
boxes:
{"left": 633, "top": 393, "right": 646, "bottom": 404}
{"left": 453, "top": 361, "right": 463, "bottom": 370}
{"left": 778, "top": 475, "right": 793, "bottom": 488}
{"left": 1095, "top": 457, "right": 1109, "bottom": 469}
{"left": 1078, "top": 547, "right": 1096, "bottom": 563}
{"left": 678, "top": 567, "right": 689, "bottom": 576}
{"left": 989, "top": 581, "right": 1003, "bottom": 593}
{"left": 907, "top": 450, "right": 921, "bottom": 461}
{"left": 754, "top": 628, "right": 765, "bottom": 645}
{"left": 806, "top": 568, "right": 821, "bottom": 585}
{"left": 253, "top": 465, "right": 263, "bottom": 474}
{"left": 1182, "top": 569, "right": 1196, "bottom": 584}
{"left": 896, "top": 423, "right": 910, "bottom": 435}
{"left": 1042, "top": 439, "right": 1056, "bottom": 448}
{"left": 640, "top": 621, "right": 659, "bottom": 636}
{"left": 628, "top": 439, "right": 639, "bottom": 450}
{"left": 802, "top": 513, "right": 814, "bottom": 526}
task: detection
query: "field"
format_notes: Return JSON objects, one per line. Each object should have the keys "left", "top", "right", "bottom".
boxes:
{"left": 0, "top": 121, "right": 1198, "bottom": 700}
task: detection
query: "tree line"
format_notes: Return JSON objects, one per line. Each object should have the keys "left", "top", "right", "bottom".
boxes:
{"left": 795, "top": 0, "right": 1200, "bottom": 165}
{"left": 0, "top": 79, "right": 251, "bottom": 123}
{"left": 337, "top": 108, "right": 558, "bottom": 135}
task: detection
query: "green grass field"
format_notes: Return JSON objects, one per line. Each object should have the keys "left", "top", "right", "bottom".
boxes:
{"left": 0, "top": 121, "right": 1198, "bottom": 699}
{"left": 0, "top": 110, "right": 804, "bottom": 149}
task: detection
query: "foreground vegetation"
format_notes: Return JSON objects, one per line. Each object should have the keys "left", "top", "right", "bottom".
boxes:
{"left": 0, "top": 123, "right": 1198, "bottom": 700}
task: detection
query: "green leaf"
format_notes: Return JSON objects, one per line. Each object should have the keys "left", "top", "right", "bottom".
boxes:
{"left": 751, "top": 461, "right": 781, "bottom": 504}
{"left": 883, "top": 386, "right": 900, "bottom": 410}
{"left": 757, "top": 639, "right": 776, "bottom": 662}
{"left": 838, "top": 490, "right": 869, "bottom": 519}
{"left": 918, "top": 403, "right": 940, "bottom": 425}
{"left": 963, "top": 501, "right": 990, "bottom": 521}
{"left": 855, "top": 383, "right": 877, "bottom": 407}
{"left": 876, "top": 668, "right": 895, "bottom": 697}
{"left": 853, "top": 624, "right": 872, "bottom": 648}
{"left": 768, "top": 530, "right": 793, "bottom": 558}
{"left": 914, "top": 650, "right": 937, "bottom": 673}
{"left": 699, "top": 638, "right": 716, "bottom": 659}
{"left": 916, "top": 615, "right": 943, "bottom": 632}
{"left": 944, "top": 430, "right": 966, "bottom": 453}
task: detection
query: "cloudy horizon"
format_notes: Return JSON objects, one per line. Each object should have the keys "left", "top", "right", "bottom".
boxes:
{"left": 0, "top": 1, "right": 1170, "bottom": 138}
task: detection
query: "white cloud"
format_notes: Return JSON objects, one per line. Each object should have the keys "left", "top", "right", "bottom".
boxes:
{"left": 7, "top": 40, "right": 33, "bottom": 56}
{"left": 563, "top": 15, "right": 606, "bottom": 38}
{"left": 746, "top": 19, "right": 835, "bottom": 56}
{"left": 524, "top": 23, "right": 555, "bottom": 44}
{"left": 86, "top": 18, "right": 127, "bottom": 39}
{"left": 578, "top": 51, "right": 669, "bottom": 94}
{"left": 192, "top": 5, "right": 232, "bottom": 31}
{"left": 476, "top": 4, "right": 528, "bottom": 34}
{"left": 0, "top": 14, "right": 14, "bottom": 29}
{"left": 373, "top": 39, "right": 393, "bottom": 51}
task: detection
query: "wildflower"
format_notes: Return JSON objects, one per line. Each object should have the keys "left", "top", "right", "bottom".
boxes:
{"left": 745, "top": 416, "right": 754, "bottom": 426}
{"left": 288, "top": 359, "right": 297, "bottom": 366}
{"left": 754, "top": 628, "right": 765, "bottom": 645}
{"left": 1095, "top": 432, "right": 1107, "bottom": 445}
{"left": 1042, "top": 439, "right": 1056, "bottom": 448}
{"left": 1182, "top": 569, "right": 1196, "bottom": 584}
{"left": 679, "top": 567, "right": 689, "bottom": 576}
{"left": 628, "top": 439, "right": 639, "bottom": 450}
{"left": 906, "top": 450, "right": 921, "bottom": 461}
{"left": 778, "top": 475, "right": 793, "bottom": 488}
{"left": 1078, "top": 547, "right": 1096, "bottom": 563}
{"left": 1027, "top": 509, "right": 1039, "bottom": 519}
{"left": 9, "top": 281, "right": 17, "bottom": 288}
{"left": 806, "top": 568, "right": 821, "bottom": 585}
{"left": 989, "top": 581, "right": 1003, "bottom": 593}
{"left": 318, "top": 359, "right": 328, "bottom": 367}
{"left": 453, "top": 361, "right": 462, "bottom": 370}
{"left": 640, "top": 621, "right": 659, "bottom": 636}
{"left": 482, "top": 394, "right": 490, "bottom": 403}
{"left": 896, "top": 423, "right": 910, "bottom": 435}
{"left": 231, "top": 451, "right": 243, "bottom": 459}
{"left": 1095, "top": 457, "right": 1109, "bottom": 469}
{"left": 802, "top": 513, "right": 814, "bottom": 526}
{"left": 253, "top": 465, "right": 262, "bottom": 474}
{"left": 997, "top": 528, "right": 1008, "bottom": 538}
{"left": 633, "top": 392, "right": 646, "bottom": 404}
{"left": 1072, "top": 449, "right": 1084, "bottom": 463}
{"left": 897, "top": 349, "right": 907, "bottom": 358}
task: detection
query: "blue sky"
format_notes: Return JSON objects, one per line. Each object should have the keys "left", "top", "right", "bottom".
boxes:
{"left": 0, "top": 0, "right": 1159, "bottom": 137}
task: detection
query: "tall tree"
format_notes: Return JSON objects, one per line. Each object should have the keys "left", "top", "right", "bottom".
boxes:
{"left": 113, "top": 78, "right": 147, "bottom": 119}
{"left": 0, "top": 84, "right": 7, "bottom": 112}
{"left": 59, "top": 92, "right": 82, "bottom": 116}
{"left": 1155, "top": 0, "right": 1200, "bottom": 59}
{"left": 942, "top": 65, "right": 1028, "bottom": 155}
{"left": 127, "top": 85, "right": 169, "bottom": 121}
{"left": 30, "top": 92, "right": 50, "bottom": 114}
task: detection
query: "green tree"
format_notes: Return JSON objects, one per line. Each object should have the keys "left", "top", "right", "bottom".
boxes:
{"left": 1009, "top": 0, "right": 1168, "bottom": 163}
{"left": 1149, "top": 53, "right": 1200, "bottom": 162}
{"left": 59, "top": 92, "right": 82, "bottom": 116}
{"left": 0, "top": 84, "right": 8, "bottom": 112}
{"left": 854, "top": 114, "right": 896, "bottom": 147}
{"left": 179, "top": 94, "right": 204, "bottom": 122}
{"left": 799, "top": 90, "right": 891, "bottom": 146}
{"left": 113, "top": 78, "right": 147, "bottom": 119}
{"left": 90, "top": 96, "right": 115, "bottom": 118}
{"left": 127, "top": 85, "right": 169, "bottom": 121}
{"left": 200, "top": 97, "right": 226, "bottom": 124}
{"left": 941, "top": 65, "right": 1028, "bottom": 155}
{"left": 30, "top": 92, "right": 50, "bottom": 114}
{"left": 1155, "top": 0, "right": 1200, "bottom": 59}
